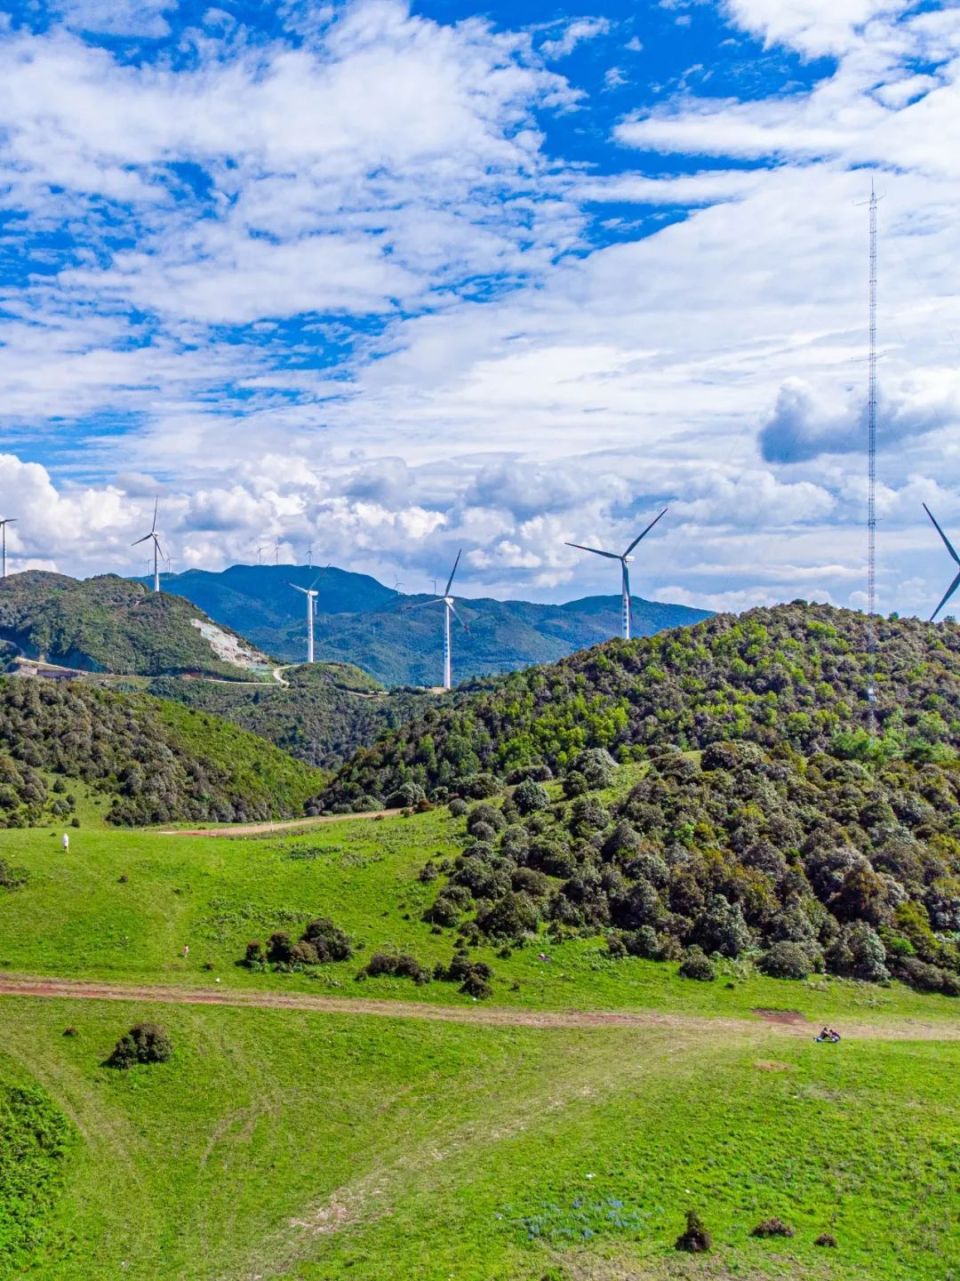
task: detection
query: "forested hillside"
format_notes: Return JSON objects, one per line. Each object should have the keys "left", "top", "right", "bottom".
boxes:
{"left": 319, "top": 603, "right": 960, "bottom": 809}
{"left": 0, "top": 678, "right": 321, "bottom": 825}
{"left": 0, "top": 572, "right": 267, "bottom": 678}
{"left": 147, "top": 662, "right": 440, "bottom": 769}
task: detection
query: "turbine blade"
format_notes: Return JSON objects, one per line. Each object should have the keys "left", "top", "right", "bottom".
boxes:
{"left": 131, "top": 534, "right": 151, "bottom": 546}
{"left": 923, "top": 503, "right": 960, "bottom": 566}
{"left": 564, "top": 542, "right": 620, "bottom": 560}
{"left": 405, "top": 598, "right": 443, "bottom": 612}
{"left": 444, "top": 548, "right": 462, "bottom": 597}
{"left": 151, "top": 497, "right": 159, "bottom": 533}
{"left": 623, "top": 508, "right": 668, "bottom": 557}
{"left": 153, "top": 538, "right": 166, "bottom": 561}
{"left": 450, "top": 602, "right": 468, "bottom": 631}
{"left": 290, "top": 584, "right": 308, "bottom": 595}
{"left": 931, "top": 569, "right": 960, "bottom": 622}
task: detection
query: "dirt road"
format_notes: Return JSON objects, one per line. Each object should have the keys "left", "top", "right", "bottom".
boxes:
{"left": 0, "top": 974, "right": 956, "bottom": 1041}
{"left": 160, "top": 808, "right": 401, "bottom": 837}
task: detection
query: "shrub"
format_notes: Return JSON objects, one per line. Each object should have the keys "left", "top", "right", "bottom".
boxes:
{"left": 815, "top": 1233, "right": 838, "bottom": 1248}
{"left": 289, "top": 940, "right": 320, "bottom": 966}
{"left": 301, "top": 917, "right": 353, "bottom": 963}
{"left": 448, "top": 798, "right": 468, "bottom": 817}
{"left": 675, "top": 1210, "right": 712, "bottom": 1253}
{"left": 467, "top": 803, "right": 504, "bottom": 834}
{"left": 692, "top": 895, "right": 752, "bottom": 958}
{"left": 359, "top": 952, "right": 430, "bottom": 985}
{"left": 266, "top": 930, "right": 292, "bottom": 964}
{"left": 759, "top": 941, "right": 822, "bottom": 980}
{"left": 513, "top": 779, "right": 550, "bottom": 815}
{"left": 242, "top": 940, "right": 266, "bottom": 968}
{"left": 62, "top": 1026, "right": 78, "bottom": 1037}
{"left": 826, "top": 921, "right": 889, "bottom": 983}
{"left": 106, "top": 1022, "right": 172, "bottom": 1069}
{"left": 679, "top": 947, "right": 715, "bottom": 982}
{"left": 418, "top": 860, "right": 439, "bottom": 883}
{"left": 435, "top": 949, "right": 494, "bottom": 999}
{"left": 386, "top": 782, "right": 426, "bottom": 809}
{"left": 476, "top": 892, "right": 540, "bottom": 940}
{"left": 751, "top": 1217, "right": 795, "bottom": 1238}
{"left": 895, "top": 956, "right": 958, "bottom": 995}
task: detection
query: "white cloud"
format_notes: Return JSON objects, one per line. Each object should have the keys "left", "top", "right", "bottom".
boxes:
{"left": 541, "top": 17, "right": 612, "bottom": 60}
{"left": 722, "top": 0, "right": 898, "bottom": 56}
{"left": 58, "top": 0, "right": 175, "bottom": 38}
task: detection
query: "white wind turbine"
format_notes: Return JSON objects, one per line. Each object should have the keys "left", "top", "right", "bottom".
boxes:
{"left": 566, "top": 509, "right": 668, "bottom": 640}
{"left": 0, "top": 517, "right": 16, "bottom": 579}
{"left": 291, "top": 579, "right": 320, "bottom": 663}
{"left": 132, "top": 499, "right": 165, "bottom": 594}
{"left": 408, "top": 550, "right": 465, "bottom": 690}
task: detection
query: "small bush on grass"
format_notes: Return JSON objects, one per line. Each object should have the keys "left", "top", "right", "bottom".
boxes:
{"left": 106, "top": 1022, "right": 172, "bottom": 1069}
{"left": 301, "top": 917, "right": 353, "bottom": 963}
{"left": 435, "top": 947, "right": 494, "bottom": 999}
{"left": 358, "top": 952, "right": 430, "bottom": 985}
{"left": 242, "top": 940, "right": 266, "bottom": 968}
{"left": 679, "top": 946, "right": 716, "bottom": 981}
{"left": 752, "top": 1217, "right": 795, "bottom": 1238}
{"left": 815, "top": 1233, "right": 838, "bottom": 1248}
{"left": 448, "top": 798, "right": 468, "bottom": 817}
{"left": 675, "top": 1210, "right": 712, "bottom": 1253}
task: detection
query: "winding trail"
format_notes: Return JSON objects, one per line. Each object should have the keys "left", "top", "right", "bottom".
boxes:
{"left": 0, "top": 974, "right": 957, "bottom": 1041}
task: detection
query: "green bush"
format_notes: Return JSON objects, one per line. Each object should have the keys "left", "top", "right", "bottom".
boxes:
{"left": 106, "top": 1022, "right": 173, "bottom": 1069}
{"left": 751, "top": 1217, "right": 795, "bottom": 1238}
{"left": 759, "top": 941, "right": 822, "bottom": 980}
{"left": 359, "top": 952, "right": 430, "bottom": 985}
{"left": 679, "top": 947, "right": 715, "bottom": 982}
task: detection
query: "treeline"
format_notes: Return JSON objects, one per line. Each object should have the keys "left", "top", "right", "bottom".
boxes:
{"left": 317, "top": 604, "right": 960, "bottom": 811}
{"left": 0, "top": 678, "right": 322, "bottom": 825}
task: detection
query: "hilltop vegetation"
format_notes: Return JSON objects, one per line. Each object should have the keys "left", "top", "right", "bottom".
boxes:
{"left": 0, "top": 678, "right": 321, "bottom": 825}
{"left": 148, "top": 662, "right": 438, "bottom": 770}
{"left": 321, "top": 603, "right": 960, "bottom": 807}
{"left": 0, "top": 572, "right": 267, "bottom": 678}
{"left": 149, "top": 563, "right": 710, "bottom": 685}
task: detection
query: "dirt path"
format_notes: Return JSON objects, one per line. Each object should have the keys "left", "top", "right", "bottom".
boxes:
{"left": 0, "top": 974, "right": 957, "bottom": 1041}
{"left": 159, "top": 808, "right": 401, "bottom": 837}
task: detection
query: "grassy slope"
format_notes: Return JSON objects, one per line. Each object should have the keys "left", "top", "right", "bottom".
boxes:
{"left": 1, "top": 802, "right": 959, "bottom": 1280}
{"left": 0, "top": 999, "right": 957, "bottom": 1281}
{"left": 1, "top": 803, "right": 957, "bottom": 1024}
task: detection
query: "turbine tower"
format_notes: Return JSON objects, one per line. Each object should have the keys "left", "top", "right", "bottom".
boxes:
{"left": 291, "top": 581, "right": 320, "bottom": 663}
{"left": 132, "top": 499, "right": 164, "bottom": 593}
{"left": 565, "top": 509, "right": 668, "bottom": 640}
{"left": 0, "top": 518, "right": 16, "bottom": 579}
{"left": 865, "top": 181, "right": 879, "bottom": 732}
{"left": 923, "top": 504, "right": 960, "bottom": 621}
{"left": 408, "top": 550, "right": 465, "bottom": 690}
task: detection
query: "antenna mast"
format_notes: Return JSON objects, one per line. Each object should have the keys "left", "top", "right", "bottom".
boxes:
{"left": 866, "top": 183, "right": 878, "bottom": 733}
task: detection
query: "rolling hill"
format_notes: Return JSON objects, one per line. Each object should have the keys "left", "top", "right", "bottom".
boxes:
{"left": 0, "top": 572, "right": 270, "bottom": 680}
{"left": 0, "top": 677, "right": 322, "bottom": 825}
{"left": 141, "top": 563, "right": 711, "bottom": 685}
{"left": 318, "top": 601, "right": 960, "bottom": 807}
{"left": 146, "top": 662, "right": 442, "bottom": 770}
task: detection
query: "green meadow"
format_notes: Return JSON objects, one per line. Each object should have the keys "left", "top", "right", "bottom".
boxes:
{"left": 0, "top": 803, "right": 958, "bottom": 1280}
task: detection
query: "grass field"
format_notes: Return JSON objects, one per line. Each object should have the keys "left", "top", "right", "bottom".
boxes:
{"left": 1, "top": 803, "right": 959, "bottom": 1280}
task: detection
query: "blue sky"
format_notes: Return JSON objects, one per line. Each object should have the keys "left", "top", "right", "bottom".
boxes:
{"left": 0, "top": 0, "right": 959, "bottom": 614}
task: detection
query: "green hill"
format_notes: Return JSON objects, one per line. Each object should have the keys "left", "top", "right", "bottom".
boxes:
{"left": 142, "top": 563, "right": 711, "bottom": 685}
{"left": 146, "top": 662, "right": 441, "bottom": 770}
{"left": 320, "top": 602, "right": 960, "bottom": 807}
{"left": 0, "top": 677, "right": 322, "bottom": 825}
{"left": 0, "top": 572, "right": 271, "bottom": 679}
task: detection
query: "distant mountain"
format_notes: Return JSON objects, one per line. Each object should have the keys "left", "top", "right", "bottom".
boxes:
{"left": 142, "top": 564, "right": 711, "bottom": 686}
{"left": 0, "top": 571, "right": 270, "bottom": 679}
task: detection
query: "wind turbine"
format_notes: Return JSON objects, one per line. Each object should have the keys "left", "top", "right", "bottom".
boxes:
{"left": 0, "top": 518, "right": 15, "bottom": 579}
{"left": 132, "top": 499, "right": 164, "bottom": 593}
{"left": 291, "top": 580, "right": 320, "bottom": 663}
{"left": 408, "top": 550, "right": 466, "bottom": 690}
{"left": 565, "top": 509, "right": 668, "bottom": 640}
{"left": 923, "top": 504, "right": 960, "bottom": 621}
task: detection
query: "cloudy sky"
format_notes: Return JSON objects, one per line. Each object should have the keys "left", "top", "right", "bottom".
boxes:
{"left": 0, "top": 0, "right": 958, "bottom": 613}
